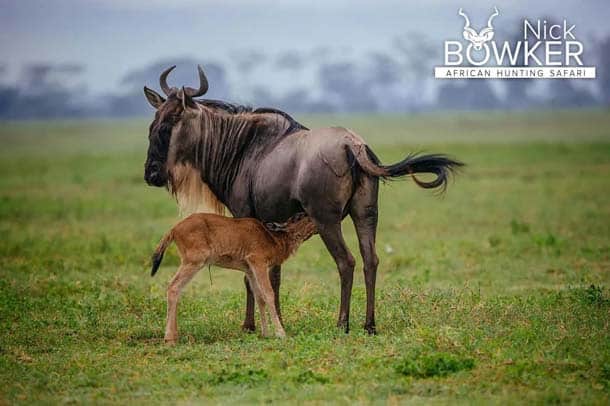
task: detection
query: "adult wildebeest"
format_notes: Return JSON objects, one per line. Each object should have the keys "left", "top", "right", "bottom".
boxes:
{"left": 143, "top": 65, "right": 463, "bottom": 334}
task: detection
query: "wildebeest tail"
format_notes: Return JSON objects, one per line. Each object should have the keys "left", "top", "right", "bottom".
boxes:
{"left": 151, "top": 230, "right": 173, "bottom": 276}
{"left": 348, "top": 142, "right": 464, "bottom": 192}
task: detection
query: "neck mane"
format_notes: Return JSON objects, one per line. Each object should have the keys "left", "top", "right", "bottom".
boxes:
{"left": 185, "top": 104, "right": 306, "bottom": 209}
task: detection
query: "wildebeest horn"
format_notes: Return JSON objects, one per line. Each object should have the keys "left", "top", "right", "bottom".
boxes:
{"left": 183, "top": 65, "right": 208, "bottom": 98}
{"left": 159, "top": 65, "right": 176, "bottom": 96}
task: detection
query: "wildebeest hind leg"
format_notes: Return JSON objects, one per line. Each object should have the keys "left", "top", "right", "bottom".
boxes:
{"left": 350, "top": 176, "right": 380, "bottom": 335}
{"left": 315, "top": 221, "right": 356, "bottom": 333}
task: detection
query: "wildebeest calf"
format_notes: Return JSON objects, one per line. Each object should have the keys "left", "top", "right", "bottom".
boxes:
{"left": 151, "top": 212, "right": 316, "bottom": 344}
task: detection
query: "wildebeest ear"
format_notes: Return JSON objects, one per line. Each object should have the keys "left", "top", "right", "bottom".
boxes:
{"left": 143, "top": 86, "right": 165, "bottom": 109}
{"left": 179, "top": 86, "right": 198, "bottom": 110}
{"left": 292, "top": 212, "right": 307, "bottom": 221}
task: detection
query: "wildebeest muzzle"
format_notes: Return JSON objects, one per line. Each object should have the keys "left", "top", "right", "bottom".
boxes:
{"left": 144, "top": 160, "right": 167, "bottom": 187}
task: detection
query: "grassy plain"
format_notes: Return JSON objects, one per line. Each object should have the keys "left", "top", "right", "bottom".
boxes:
{"left": 1, "top": 110, "right": 609, "bottom": 404}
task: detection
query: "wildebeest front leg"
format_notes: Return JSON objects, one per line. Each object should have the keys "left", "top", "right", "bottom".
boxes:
{"left": 245, "top": 271, "right": 270, "bottom": 337}
{"left": 251, "top": 263, "right": 286, "bottom": 338}
{"left": 242, "top": 276, "right": 256, "bottom": 332}
{"left": 269, "top": 265, "right": 283, "bottom": 326}
{"left": 317, "top": 222, "right": 356, "bottom": 333}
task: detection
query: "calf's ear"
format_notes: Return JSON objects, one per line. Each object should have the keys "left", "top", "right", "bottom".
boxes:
{"left": 143, "top": 86, "right": 165, "bottom": 109}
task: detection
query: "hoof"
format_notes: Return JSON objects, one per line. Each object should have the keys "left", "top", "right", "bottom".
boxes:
{"left": 275, "top": 330, "right": 287, "bottom": 339}
{"left": 337, "top": 320, "right": 350, "bottom": 334}
{"left": 242, "top": 323, "right": 256, "bottom": 333}
{"left": 364, "top": 325, "right": 377, "bottom": 335}
{"left": 164, "top": 337, "right": 178, "bottom": 346}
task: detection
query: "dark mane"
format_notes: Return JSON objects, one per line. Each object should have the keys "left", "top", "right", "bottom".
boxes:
{"left": 197, "top": 99, "right": 308, "bottom": 135}
{"left": 253, "top": 107, "right": 309, "bottom": 135}
{"left": 187, "top": 107, "right": 306, "bottom": 205}
{"left": 198, "top": 99, "right": 254, "bottom": 114}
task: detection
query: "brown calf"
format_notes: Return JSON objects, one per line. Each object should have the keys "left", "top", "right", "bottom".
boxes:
{"left": 151, "top": 212, "right": 316, "bottom": 344}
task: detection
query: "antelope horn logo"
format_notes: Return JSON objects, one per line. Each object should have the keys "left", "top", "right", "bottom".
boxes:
{"left": 458, "top": 6, "right": 499, "bottom": 50}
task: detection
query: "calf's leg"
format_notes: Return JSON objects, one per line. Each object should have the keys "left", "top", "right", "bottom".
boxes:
{"left": 243, "top": 266, "right": 283, "bottom": 332}
{"left": 250, "top": 263, "right": 286, "bottom": 338}
{"left": 256, "top": 296, "right": 269, "bottom": 338}
{"left": 165, "top": 263, "right": 200, "bottom": 344}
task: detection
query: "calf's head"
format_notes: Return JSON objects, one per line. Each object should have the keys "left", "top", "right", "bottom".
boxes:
{"left": 143, "top": 65, "right": 208, "bottom": 187}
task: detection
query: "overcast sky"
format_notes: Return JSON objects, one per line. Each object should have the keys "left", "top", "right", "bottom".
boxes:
{"left": 1, "top": 0, "right": 609, "bottom": 94}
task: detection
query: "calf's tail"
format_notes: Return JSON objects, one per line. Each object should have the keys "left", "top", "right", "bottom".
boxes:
{"left": 151, "top": 230, "right": 174, "bottom": 276}
{"left": 348, "top": 141, "right": 464, "bottom": 192}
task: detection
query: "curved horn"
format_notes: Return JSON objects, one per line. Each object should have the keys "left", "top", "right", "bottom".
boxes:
{"left": 159, "top": 65, "right": 176, "bottom": 96}
{"left": 183, "top": 65, "right": 209, "bottom": 98}
{"left": 458, "top": 8, "right": 471, "bottom": 29}
{"left": 487, "top": 7, "right": 499, "bottom": 29}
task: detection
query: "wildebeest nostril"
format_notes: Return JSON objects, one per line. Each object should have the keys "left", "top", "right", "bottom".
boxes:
{"left": 145, "top": 168, "right": 166, "bottom": 187}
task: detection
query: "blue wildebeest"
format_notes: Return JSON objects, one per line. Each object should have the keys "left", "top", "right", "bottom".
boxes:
{"left": 143, "top": 65, "right": 463, "bottom": 334}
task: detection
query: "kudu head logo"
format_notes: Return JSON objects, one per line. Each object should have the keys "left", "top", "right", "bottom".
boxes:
{"left": 458, "top": 7, "right": 499, "bottom": 50}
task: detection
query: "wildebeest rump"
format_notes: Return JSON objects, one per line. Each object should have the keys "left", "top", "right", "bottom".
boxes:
{"left": 143, "top": 65, "right": 463, "bottom": 334}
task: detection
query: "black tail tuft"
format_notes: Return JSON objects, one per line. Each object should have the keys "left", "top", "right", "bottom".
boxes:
{"left": 150, "top": 230, "right": 173, "bottom": 277}
{"left": 151, "top": 251, "right": 165, "bottom": 276}
{"left": 381, "top": 152, "right": 464, "bottom": 192}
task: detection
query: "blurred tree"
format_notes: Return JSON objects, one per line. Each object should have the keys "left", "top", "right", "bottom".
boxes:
{"left": 437, "top": 80, "right": 500, "bottom": 111}
{"left": 0, "top": 63, "right": 89, "bottom": 119}
{"left": 275, "top": 51, "right": 305, "bottom": 71}
{"left": 317, "top": 61, "right": 378, "bottom": 112}
{"left": 310, "top": 46, "right": 332, "bottom": 61}
{"left": 393, "top": 32, "right": 439, "bottom": 111}
{"left": 501, "top": 19, "right": 534, "bottom": 108}
{"left": 21, "top": 63, "right": 84, "bottom": 91}
{"left": 366, "top": 52, "right": 402, "bottom": 86}
{"left": 365, "top": 52, "right": 409, "bottom": 112}
{"left": 547, "top": 80, "right": 596, "bottom": 108}
{"left": 251, "top": 85, "right": 333, "bottom": 113}
{"left": 597, "top": 36, "right": 610, "bottom": 106}
{"left": 231, "top": 51, "right": 267, "bottom": 75}
{"left": 0, "top": 86, "right": 19, "bottom": 117}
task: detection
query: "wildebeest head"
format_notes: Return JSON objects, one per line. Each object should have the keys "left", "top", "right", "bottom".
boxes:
{"left": 143, "top": 65, "right": 208, "bottom": 187}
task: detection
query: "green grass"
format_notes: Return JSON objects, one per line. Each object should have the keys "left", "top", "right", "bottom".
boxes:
{"left": 1, "top": 110, "right": 609, "bottom": 404}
